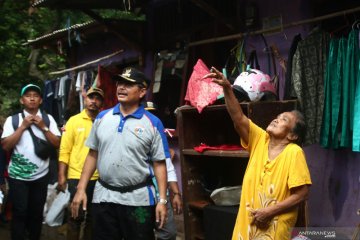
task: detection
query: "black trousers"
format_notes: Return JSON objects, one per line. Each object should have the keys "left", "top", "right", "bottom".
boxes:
{"left": 8, "top": 173, "right": 49, "bottom": 240}
{"left": 92, "top": 202, "right": 155, "bottom": 240}
{"left": 67, "top": 179, "right": 96, "bottom": 240}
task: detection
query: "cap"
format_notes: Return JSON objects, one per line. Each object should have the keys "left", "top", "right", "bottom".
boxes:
{"left": 144, "top": 101, "right": 157, "bottom": 111}
{"left": 113, "top": 67, "right": 150, "bottom": 88}
{"left": 86, "top": 87, "right": 104, "bottom": 99}
{"left": 20, "top": 84, "right": 42, "bottom": 97}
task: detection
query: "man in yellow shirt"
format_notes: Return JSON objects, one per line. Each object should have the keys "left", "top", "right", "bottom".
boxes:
{"left": 57, "top": 87, "right": 104, "bottom": 240}
{"left": 205, "top": 67, "right": 312, "bottom": 240}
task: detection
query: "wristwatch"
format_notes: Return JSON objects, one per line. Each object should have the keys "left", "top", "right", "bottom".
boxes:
{"left": 158, "top": 198, "right": 168, "bottom": 205}
{"left": 42, "top": 126, "right": 49, "bottom": 132}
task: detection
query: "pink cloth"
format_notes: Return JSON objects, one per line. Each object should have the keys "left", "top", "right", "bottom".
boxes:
{"left": 184, "top": 59, "right": 223, "bottom": 113}
{"left": 194, "top": 143, "right": 244, "bottom": 153}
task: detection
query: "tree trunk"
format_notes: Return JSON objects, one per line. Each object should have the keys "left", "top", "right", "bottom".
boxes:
{"left": 28, "top": 49, "right": 47, "bottom": 81}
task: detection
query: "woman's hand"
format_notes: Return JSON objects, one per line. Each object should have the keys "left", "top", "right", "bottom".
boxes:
{"left": 250, "top": 208, "right": 273, "bottom": 230}
{"left": 203, "top": 67, "right": 232, "bottom": 89}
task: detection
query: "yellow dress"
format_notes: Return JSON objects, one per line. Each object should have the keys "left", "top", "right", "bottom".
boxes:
{"left": 232, "top": 121, "right": 312, "bottom": 240}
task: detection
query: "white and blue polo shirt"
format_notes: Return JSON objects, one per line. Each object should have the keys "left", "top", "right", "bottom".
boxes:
{"left": 86, "top": 103, "right": 170, "bottom": 206}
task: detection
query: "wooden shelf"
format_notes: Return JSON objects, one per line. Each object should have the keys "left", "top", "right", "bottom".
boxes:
{"left": 176, "top": 100, "right": 297, "bottom": 113}
{"left": 188, "top": 200, "right": 211, "bottom": 210}
{"left": 182, "top": 149, "right": 249, "bottom": 158}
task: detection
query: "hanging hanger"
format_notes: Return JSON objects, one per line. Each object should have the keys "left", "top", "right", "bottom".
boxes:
{"left": 352, "top": 19, "right": 360, "bottom": 29}
{"left": 270, "top": 44, "right": 287, "bottom": 72}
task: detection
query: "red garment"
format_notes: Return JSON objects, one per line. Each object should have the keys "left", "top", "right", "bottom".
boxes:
{"left": 194, "top": 143, "right": 244, "bottom": 153}
{"left": 96, "top": 66, "right": 118, "bottom": 109}
{"left": 184, "top": 59, "right": 223, "bottom": 113}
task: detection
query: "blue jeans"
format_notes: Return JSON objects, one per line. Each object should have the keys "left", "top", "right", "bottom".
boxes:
{"left": 8, "top": 173, "right": 49, "bottom": 240}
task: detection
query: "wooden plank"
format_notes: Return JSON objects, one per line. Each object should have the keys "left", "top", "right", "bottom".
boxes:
{"left": 182, "top": 149, "right": 249, "bottom": 158}
{"left": 188, "top": 200, "right": 211, "bottom": 210}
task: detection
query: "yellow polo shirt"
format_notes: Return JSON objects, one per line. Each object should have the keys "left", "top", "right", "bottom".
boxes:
{"left": 59, "top": 110, "right": 98, "bottom": 180}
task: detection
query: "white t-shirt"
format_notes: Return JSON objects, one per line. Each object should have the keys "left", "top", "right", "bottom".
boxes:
{"left": 1, "top": 110, "right": 61, "bottom": 181}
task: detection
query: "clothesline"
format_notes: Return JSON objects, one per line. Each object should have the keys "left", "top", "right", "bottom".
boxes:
{"left": 189, "top": 6, "right": 360, "bottom": 47}
{"left": 49, "top": 49, "right": 124, "bottom": 75}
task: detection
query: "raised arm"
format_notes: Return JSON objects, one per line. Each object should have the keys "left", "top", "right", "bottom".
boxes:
{"left": 203, "top": 67, "right": 250, "bottom": 144}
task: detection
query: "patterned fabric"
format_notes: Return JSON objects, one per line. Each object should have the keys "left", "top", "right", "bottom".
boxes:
{"left": 184, "top": 59, "right": 223, "bottom": 113}
{"left": 284, "top": 34, "right": 302, "bottom": 100}
{"left": 232, "top": 121, "right": 312, "bottom": 240}
{"left": 291, "top": 30, "right": 329, "bottom": 145}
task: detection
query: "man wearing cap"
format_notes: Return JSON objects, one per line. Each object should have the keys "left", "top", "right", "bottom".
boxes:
{"left": 1, "top": 83, "right": 61, "bottom": 240}
{"left": 57, "top": 87, "right": 104, "bottom": 240}
{"left": 71, "top": 68, "right": 168, "bottom": 240}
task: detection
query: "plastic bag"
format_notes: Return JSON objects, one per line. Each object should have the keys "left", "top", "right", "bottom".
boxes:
{"left": 45, "top": 188, "right": 70, "bottom": 226}
{"left": 184, "top": 59, "right": 224, "bottom": 113}
{"left": 210, "top": 186, "right": 241, "bottom": 206}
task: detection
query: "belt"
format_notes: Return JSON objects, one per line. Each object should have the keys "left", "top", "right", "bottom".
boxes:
{"left": 98, "top": 177, "right": 153, "bottom": 193}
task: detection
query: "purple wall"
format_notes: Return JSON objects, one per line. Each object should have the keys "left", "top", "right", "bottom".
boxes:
{"left": 304, "top": 145, "right": 360, "bottom": 227}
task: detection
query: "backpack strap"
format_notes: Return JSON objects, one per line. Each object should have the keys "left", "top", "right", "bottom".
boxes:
{"left": 11, "top": 110, "right": 50, "bottom": 131}
{"left": 41, "top": 111, "right": 50, "bottom": 128}
{"left": 11, "top": 113, "right": 20, "bottom": 131}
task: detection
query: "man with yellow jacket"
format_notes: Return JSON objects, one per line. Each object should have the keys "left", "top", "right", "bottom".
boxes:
{"left": 57, "top": 87, "right": 104, "bottom": 240}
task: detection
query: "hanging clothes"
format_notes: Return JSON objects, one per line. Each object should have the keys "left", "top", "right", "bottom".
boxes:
{"left": 76, "top": 71, "right": 86, "bottom": 111}
{"left": 284, "top": 34, "right": 302, "bottom": 100}
{"left": 352, "top": 30, "right": 360, "bottom": 152}
{"left": 184, "top": 59, "right": 223, "bottom": 113}
{"left": 320, "top": 38, "right": 344, "bottom": 149}
{"left": 65, "top": 76, "right": 80, "bottom": 121}
{"left": 96, "top": 66, "right": 118, "bottom": 109}
{"left": 57, "top": 75, "right": 72, "bottom": 126}
{"left": 291, "top": 30, "right": 330, "bottom": 146}
{"left": 321, "top": 30, "right": 360, "bottom": 149}
{"left": 343, "top": 30, "right": 359, "bottom": 149}
{"left": 42, "top": 80, "right": 56, "bottom": 115}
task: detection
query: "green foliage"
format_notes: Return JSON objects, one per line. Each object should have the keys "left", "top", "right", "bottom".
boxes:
{"left": 95, "top": 9, "right": 146, "bottom": 21}
{"left": 0, "top": 2, "right": 82, "bottom": 118}
{"left": 0, "top": 2, "right": 145, "bottom": 119}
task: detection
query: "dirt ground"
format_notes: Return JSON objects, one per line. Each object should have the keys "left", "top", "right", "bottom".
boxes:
{"left": 0, "top": 220, "right": 184, "bottom": 240}
{"left": 0, "top": 221, "right": 66, "bottom": 240}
